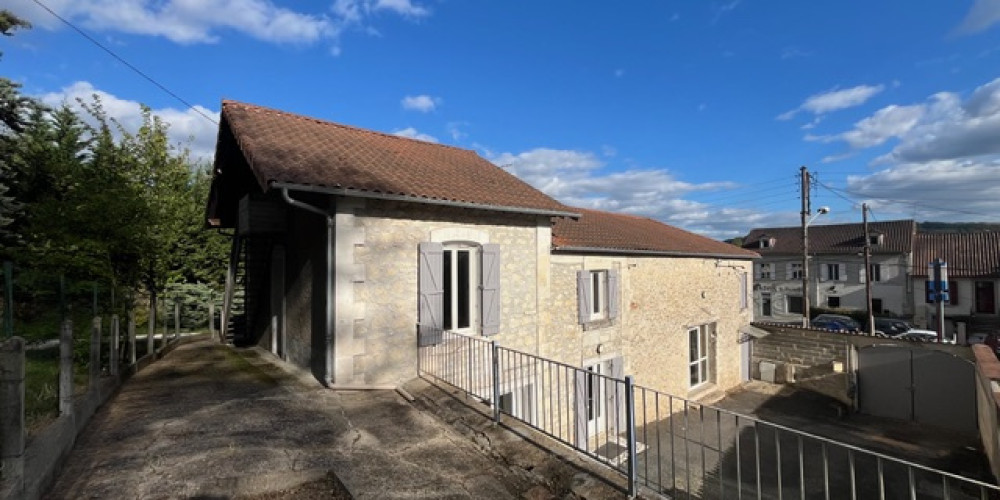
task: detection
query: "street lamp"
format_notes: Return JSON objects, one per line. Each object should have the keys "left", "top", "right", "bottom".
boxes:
{"left": 802, "top": 206, "right": 830, "bottom": 327}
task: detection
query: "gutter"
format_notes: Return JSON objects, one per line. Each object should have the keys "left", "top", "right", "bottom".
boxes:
{"left": 280, "top": 187, "right": 335, "bottom": 386}
{"left": 552, "top": 246, "right": 760, "bottom": 260}
{"left": 271, "top": 181, "right": 580, "bottom": 219}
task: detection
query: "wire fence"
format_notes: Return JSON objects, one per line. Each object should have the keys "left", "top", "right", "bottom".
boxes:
{"left": 417, "top": 325, "right": 1000, "bottom": 499}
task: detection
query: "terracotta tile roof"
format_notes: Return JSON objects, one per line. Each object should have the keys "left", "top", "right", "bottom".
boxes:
{"left": 742, "top": 220, "right": 916, "bottom": 256}
{"left": 214, "top": 100, "right": 573, "bottom": 215}
{"left": 552, "top": 208, "right": 758, "bottom": 258}
{"left": 913, "top": 232, "right": 1000, "bottom": 277}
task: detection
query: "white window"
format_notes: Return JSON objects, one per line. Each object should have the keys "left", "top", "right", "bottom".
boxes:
{"left": 418, "top": 242, "right": 501, "bottom": 339}
{"left": 577, "top": 269, "right": 620, "bottom": 326}
{"left": 759, "top": 263, "right": 773, "bottom": 280}
{"left": 688, "top": 325, "right": 713, "bottom": 387}
{"left": 824, "top": 263, "right": 840, "bottom": 282}
{"left": 788, "top": 263, "right": 803, "bottom": 280}
{"left": 759, "top": 238, "right": 771, "bottom": 248}
{"left": 868, "top": 264, "right": 882, "bottom": 282}
{"left": 869, "top": 234, "right": 883, "bottom": 246}
{"left": 443, "top": 245, "right": 478, "bottom": 333}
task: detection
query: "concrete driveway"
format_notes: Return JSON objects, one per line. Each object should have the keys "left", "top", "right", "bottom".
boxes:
{"left": 43, "top": 335, "right": 610, "bottom": 499}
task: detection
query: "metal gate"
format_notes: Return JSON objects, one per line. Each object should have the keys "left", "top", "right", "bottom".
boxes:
{"left": 858, "top": 345, "right": 976, "bottom": 433}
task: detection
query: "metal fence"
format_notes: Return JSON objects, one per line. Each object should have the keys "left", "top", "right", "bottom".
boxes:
{"left": 416, "top": 326, "right": 1000, "bottom": 499}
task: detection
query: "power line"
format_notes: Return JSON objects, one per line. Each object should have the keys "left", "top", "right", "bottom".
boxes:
{"left": 815, "top": 179, "right": 1000, "bottom": 219}
{"left": 30, "top": 0, "right": 217, "bottom": 125}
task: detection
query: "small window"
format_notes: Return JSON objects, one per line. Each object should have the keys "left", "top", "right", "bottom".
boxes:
{"left": 869, "top": 234, "right": 883, "bottom": 246}
{"left": 827, "top": 296, "right": 841, "bottom": 308}
{"left": 759, "top": 238, "right": 771, "bottom": 248}
{"left": 868, "top": 264, "right": 882, "bottom": 282}
{"left": 759, "top": 263, "right": 773, "bottom": 280}
{"left": 590, "top": 270, "right": 607, "bottom": 320}
{"left": 872, "top": 298, "right": 883, "bottom": 314}
{"left": 787, "top": 295, "right": 804, "bottom": 314}
{"left": 789, "top": 263, "right": 803, "bottom": 280}
{"left": 688, "top": 325, "right": 711, "bottom": 387}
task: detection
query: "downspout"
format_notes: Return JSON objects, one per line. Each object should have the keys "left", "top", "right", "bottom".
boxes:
{"left": 281, "top": 188, "right": 335, "bottom": 386}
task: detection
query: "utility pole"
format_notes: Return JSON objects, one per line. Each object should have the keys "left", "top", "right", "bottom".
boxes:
{"left": 800, "top": 166, "right": 811, "bottom": 327}
{"left": 862, "top": 204, "right": 874, "bottom": 334}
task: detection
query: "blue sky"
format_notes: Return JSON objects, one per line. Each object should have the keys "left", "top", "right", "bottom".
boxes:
{"left": 6, "top": 0, "right": 1000, "bottom": 238}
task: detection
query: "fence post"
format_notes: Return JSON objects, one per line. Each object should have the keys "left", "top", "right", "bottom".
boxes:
{"left": 110, "top": 315, "right": 120, "bottom": 376}
{"left": 59, "top": 320, "right": 73, "bottom": 415}
{"left": 0, "top": 337, "right": 25, "bottom": 496}
{"left": 174, "top": 301, "right": 180, "bottom": 341}
{"left": 209, "top": 301, "right": 215, "bottom": 339}
{"left": 128, "top": 310, "right": 136, "bottom": 365}
{"left": 147, "top": 295, "right": 155, "bottom": 359}
{"left": 491, "top": 340, "right": 501, "bottom": 425}
{"left": 90, "top": 317, "right": 102, "bottom": 387}
{"left": 2, "top": 261, "right": 12, "bottom": 339}
{"left": 624, "top": 375, "right": 638, "bottom": 498}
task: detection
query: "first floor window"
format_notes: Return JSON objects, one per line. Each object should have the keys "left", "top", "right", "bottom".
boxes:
{"left": 443, "top": 245, "right": 478, "bottom": 332}
{"left": 787, "top": 295, "right": 804, "bottom": 314}
{"left": 788, "top": 263, "right": 803, "bottom": 280}
{"left": 868, "top": 264, "right": 882, "bottom": 282}
{"left": 762, "top": 293, "right": 772, "bottom": 316}
{"left": 578, "top": 269, "right": 620, "bottom": 326}
{"left": 759, "top": 263, "right": 773, "bottom": 280}
{"left": 590, "top": 270, "right": 607, "bottom": 320}
{"left": 872, "top": 298, "right": 883, "bottom": 314}
{"left": 827, "top": 296, "right": 840, "bottom": 308}
{"left": 689, "top": 324, "right": 714, "bottom": 387}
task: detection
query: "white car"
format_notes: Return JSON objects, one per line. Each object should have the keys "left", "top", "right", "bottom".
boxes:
{"left": 895, "top": 329, "right": 956, "bottom": 344}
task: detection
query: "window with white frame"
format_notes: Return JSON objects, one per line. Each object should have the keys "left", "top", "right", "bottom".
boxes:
{"left": 442, "top": 244, "right": 478, "bottom": 332}
{"left": 788, "top": 263, "right": 803, "bottom": 280}
{"left": 688, "top": 324, "right": 714, "bottom": 387}
{"left": 759, "top": 263, "right": 773, "bottom": 280}
{"left": 868, "top": 263, "right": 882, "bottom": 282}
{"left": 577, "top": 269, "right": 620, "bottom": 327}
{"left": 822, "top": 263, "right": 845, "bottom": 282}
{"left": 418, "top": 241, "right": 502, "bottom": 340}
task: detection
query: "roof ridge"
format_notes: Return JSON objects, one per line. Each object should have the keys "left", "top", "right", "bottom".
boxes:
{"left": 221, "top": 99, "right": 476, "bottom": 154}
{"left": 747, "top": 219, "right": 915, "bottom": 233}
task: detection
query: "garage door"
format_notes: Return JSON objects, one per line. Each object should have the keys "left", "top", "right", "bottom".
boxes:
{"left": 858, "top": 346, "right": 976, "bottom": 433}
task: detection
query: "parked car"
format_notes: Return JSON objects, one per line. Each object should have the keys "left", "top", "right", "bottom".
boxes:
{"left": 895, "top": 328, "right": 957, "bottom": 344}
{"left": 874, "top": 317, "right": 910, "bottom": 336}
{"left": 811, "top": 314, "right": 861, "bottom": 332}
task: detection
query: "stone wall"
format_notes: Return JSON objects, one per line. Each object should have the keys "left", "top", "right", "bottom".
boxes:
{"left": 347, "top": 199, "right": 548, "bottom": 386}
{"left": 548, "top": 254, "right": 754, "bottom": 400}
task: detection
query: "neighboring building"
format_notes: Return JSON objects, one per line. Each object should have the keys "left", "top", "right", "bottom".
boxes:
{"left": 205, "top": 100, "right": 758, "bottom": 417}
{"left": 911, "top": 232, "right": 1000, "bottom": 335}
{"left": 742, "top": 220, "right": 917, "bottom": 323}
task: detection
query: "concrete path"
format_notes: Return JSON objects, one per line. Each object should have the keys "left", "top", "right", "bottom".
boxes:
{"left": 42, "top": 336, "right": 568, "bottom": 499}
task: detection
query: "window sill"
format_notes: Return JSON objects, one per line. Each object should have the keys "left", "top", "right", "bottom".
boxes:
{"left": 582, "top": 318, "right": 614, "bottom": 331}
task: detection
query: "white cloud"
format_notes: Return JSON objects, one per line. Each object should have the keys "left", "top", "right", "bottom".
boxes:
{"left": 392, "top": 127, "right": 438, "bottom": 142}
{"left": 446, "top": 121, "right": 468, "bottom": 141}
{"left": 8, "top": 0, "right": 427, "bottom": 48}
{"left": 815, "top": 76, "right": 1000, "bottom": 164}
{"left": 36, "top": 81, "right": 218, "bottom": 163}
{"left": 955, "top": 0, "right": 1000, "bottom": 35}
{"left": 778, "top": 84, "right": 884, "bottom": 120}
{"left": 487, "top": 147, "right": 758, "bottom": 238}
{"left": 401, "top": 94, "right": 440, "bottom": 113}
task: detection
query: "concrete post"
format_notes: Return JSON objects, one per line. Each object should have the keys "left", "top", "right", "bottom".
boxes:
{"left": 0, "top": 337, "right": 25, "bottom": 496}
{"left": 147, "top": 295, "right": 155, "bottom": 359}
{"left": 208, "top": 301, "right": 215, "bottom": 339}
{"left": 174, "top": 301, "right": 180, "bottom": 341}
{"left": 90, "top": 317, "right": 102, "bottom": 387}
{"left": 128, "top": 310, "right": 136, "bottom": 365}
{"left": 110, "top": 315, "right": 120, "bottom": 376}
{"left": 59, "top": 320, "right": 73, "bottom": 415}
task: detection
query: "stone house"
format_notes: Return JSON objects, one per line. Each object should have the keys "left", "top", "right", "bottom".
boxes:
{"left": 911, "top": 232, "right": 1000, "bottom": 335}
{"left": 742, "top": 220, "right": 916, "bottom": 322}
{"left": 205, "top": 100, "right": 758, "bottom": 421}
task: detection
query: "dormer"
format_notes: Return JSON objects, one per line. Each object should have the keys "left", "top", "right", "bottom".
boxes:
{"left": 868, "top": 231, "right": 884, "bottom": 247}
{"left": 758, "top": 235, "right": 776, "bottom": 249}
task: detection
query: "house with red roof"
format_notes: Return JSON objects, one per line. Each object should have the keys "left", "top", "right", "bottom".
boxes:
{"left": 206, "top": 101, "right": 758, "bottom": 442}
{"left": 911, "top": 232, "right": 1000, "bottom": 336}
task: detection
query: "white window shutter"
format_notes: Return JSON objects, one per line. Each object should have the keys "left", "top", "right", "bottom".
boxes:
{"left": 785, "top": 263, "right": 793, "bottom": 280}
{"left": 481, "top": 244, "right": 501, "bottom": 336}
{"left": 608, "top": 269, "right": 620, "bottom": 320}
{"left": 859, "top": 267, "right": 866, "bottom": 284}
{"left": 608, "top": 357, "right": 625, "bottom": 436}
{"left": 574, "top": 370, "right": 589, "bottom": 450}
{"left": 838, "top": 264, "right": 846, "bottom": 282}
{"left": 577, "top": 270, "right": 592, "bottom": 324}
{"left": 820, "top": 264, "right": 829, "bottom": 282}
{"left": 418, "top": 242, "right": 444, "bottom": 346}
